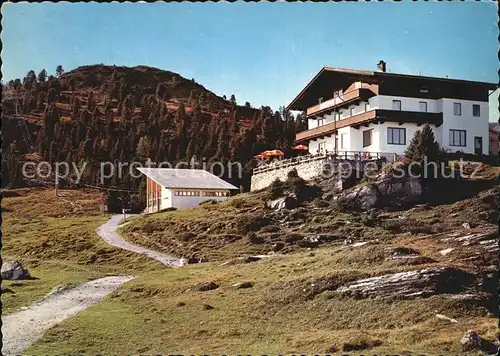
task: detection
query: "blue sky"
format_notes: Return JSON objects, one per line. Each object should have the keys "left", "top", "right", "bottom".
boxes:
{"left": 2, "top": 2, "right": 498, "bottom": 114}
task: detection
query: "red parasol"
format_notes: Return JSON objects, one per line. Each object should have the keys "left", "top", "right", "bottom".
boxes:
{"left": 262, "top": 149, "right": 284, "bottom": 157}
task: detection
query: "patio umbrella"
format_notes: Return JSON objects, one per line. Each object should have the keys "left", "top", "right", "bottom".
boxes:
{"left": 292, "top": 144, "right": 309, "bottom": 150}
{"left": 262, "top": 149, "right": 284, "bottom": 157}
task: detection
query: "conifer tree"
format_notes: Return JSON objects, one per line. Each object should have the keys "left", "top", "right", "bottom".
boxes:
{"left": 405, "top": 124, "right": 442, "bottom": 163}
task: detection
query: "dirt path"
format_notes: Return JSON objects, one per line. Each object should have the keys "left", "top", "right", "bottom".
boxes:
{"left": 96, "top": 215, "right": 181, "bottom": 267}
{"left": 1, "top": 276, "right": 135, "bottom": 356}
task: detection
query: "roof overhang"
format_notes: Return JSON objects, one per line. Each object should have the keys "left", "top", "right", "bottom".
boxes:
{"left": 286, "top": 67, "right": 376, "bottom": 112}
{"left": 287, "top": 67, "right": 498, "bottom": 112}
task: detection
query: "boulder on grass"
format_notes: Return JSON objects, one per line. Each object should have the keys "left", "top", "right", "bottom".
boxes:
{"left": 267, "top": 194, "right": 298, "bottom": 210}
{"left": 460, "top": 330, "right": 483, "bottom": 350}
{"left": 1, "top": 260, "right": 30, "bottom": 280}
{"left": 337, "top": 172, "right": 423, "bottom": 211}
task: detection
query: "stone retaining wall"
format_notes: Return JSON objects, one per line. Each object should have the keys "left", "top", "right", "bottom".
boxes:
{"left": 250, "top": 159, "right": 327, "bottom": 191}
{"left": 250, "top": 159, "right": 376, "bottom": 191}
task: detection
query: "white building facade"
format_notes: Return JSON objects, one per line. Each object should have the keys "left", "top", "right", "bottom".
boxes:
{"left": 138, "top": 168, "right": 238, "bottom": 213}
{"left": 289, "top": 64, "right": 495, "bottom": 158}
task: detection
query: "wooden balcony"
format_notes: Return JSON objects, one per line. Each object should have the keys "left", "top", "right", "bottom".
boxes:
{"left": 296, "top": 109, "right": 443, "bottom": 142}
{"left": 306, "top": 87, "right": 376, "bottom": 117}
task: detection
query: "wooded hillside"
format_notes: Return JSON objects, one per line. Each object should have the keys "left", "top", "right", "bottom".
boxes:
{"left": 2, "top": 64, "right": 307, "bottom": 199}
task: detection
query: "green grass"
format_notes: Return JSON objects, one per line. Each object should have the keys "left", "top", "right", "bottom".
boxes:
{"left": 4, "top": 186, "right": 499, "bottom": 354}
{"left": 2, "top": 188, "right": 162, "bottom": 312}
{"left": 26, "top": 249, "right": 498, "bottom": 354}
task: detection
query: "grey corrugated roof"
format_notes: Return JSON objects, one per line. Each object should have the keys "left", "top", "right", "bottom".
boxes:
{"left": 137, "top": 168, "right": 238, "bottom": 190}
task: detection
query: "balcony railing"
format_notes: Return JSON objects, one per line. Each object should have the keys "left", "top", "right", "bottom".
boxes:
{"left": 296, "top": 109, "right": 443, "bottom": 142}
{"left": 306, "top": 87, "right": 376, "bottom": 117}
{"left": 252, "top": 151, "right": 398, "bottom": 175}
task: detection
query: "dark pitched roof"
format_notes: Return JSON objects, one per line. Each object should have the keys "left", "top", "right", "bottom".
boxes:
{"left": 287, "top": 66, "right": 497, "bottom": 111}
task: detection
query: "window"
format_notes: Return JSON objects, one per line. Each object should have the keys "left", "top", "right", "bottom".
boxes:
{"left": 362, "top": 129, "right": 372, "bottom": 147}
{"left": 175, "top": 191, "right": 201, "bottom": 196}
{"left": 318, "top": 141, "right": 326, "bottom": 153}
{"left": 419, "top": 101, "right": 427, "bottom": 112}
{"left": 453, "top": 102, "right": 461, "bottom": 116}
{"left": 449, "top": 129, "right": 466, "bottom": 147}
{"left": 472, "top": 104, "right": 480, "bottom": 117}
{"left": 317, "top": 118, "right": 324, "bottom": 126}
{"left": 203, "top": 191, "right": 227, "bottom": 197}
{"left": 333, "top": 89, "right": 343, "bottom": 98}
{"left": 349, "top": 107, "right": 355, "bottom": 116}
{"left": 392, "top": 100, "right": 401, "bottom": 111}
{"left": 387, "top": 127, "right": 406, "bottom": 145}
{"left": 420, "top": 86, "right": 429, "bottom": 93}
{"left": 341, "top": 133, "right": 347, "bottom": 149}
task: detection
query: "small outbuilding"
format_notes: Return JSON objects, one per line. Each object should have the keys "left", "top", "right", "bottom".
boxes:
{"left": 137, "top": 168, "right": 238, "bottom": 212}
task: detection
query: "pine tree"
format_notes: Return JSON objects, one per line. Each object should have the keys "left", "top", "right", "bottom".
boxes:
{"left": 405, "top": 124, "right": 442, "bottom": 163}
{"left": 136, "top": 136, "right": 151, "bottom": 161}
{"left": 38, "top": 69, "right": 47, "bottom": 82}
{"left": 56, "top": 65, "right": 64, "bottom": 77}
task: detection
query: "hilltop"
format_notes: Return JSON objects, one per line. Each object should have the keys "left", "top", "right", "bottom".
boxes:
{"left": 2, "top": 64, "right": 306, "bottom": 197}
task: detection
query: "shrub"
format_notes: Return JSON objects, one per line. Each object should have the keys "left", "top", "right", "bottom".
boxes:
{"left": 178, "top": 232, "right": 195, "bottom": 242}
{"left": 269, "top": 178, "right": 284, "bottom": 198}
{"left": 287, "top": 168, "right": 299, "bottom": 179}
{"left": 284, "top": 233, "right": 304, "bottom": 243}
{"left": 235, "top": 214, "right": 271, "bottom": 234}
{"left": 158, "top": 207, "right": 177, "bottom": 212}
{"left": 229, "top": 198, "right": 244, "bottom": 208}
{"left": 199, "top": 199, "right": 217, "bottom": 206}
{"left": 260, "top": 224, "right": 280, "bottom": 233}
{"left": 247, "top": 232, "right": 265, "bottom": 244}
{"left": 381, "top": 218, "right": 438, "bottom": 235}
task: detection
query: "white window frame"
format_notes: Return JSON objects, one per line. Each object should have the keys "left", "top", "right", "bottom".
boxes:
{"left": 453, "top": 102, "right": 462, "bottom": 116}
{"left": 418, "top": 101, "right": 427, "bottom": 113}
{"left": 392, "top": 100, "right": 401, "bottom": 111}
{"left": 449, "top": 129, "right": 466, "bottom": 147}
{"left": 340, "top": 133, "right": 347, "bottom": 149}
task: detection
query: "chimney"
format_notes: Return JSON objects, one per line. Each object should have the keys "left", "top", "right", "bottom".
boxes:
{"left": 377, "top": 60, "right": 386, "bottom": 72}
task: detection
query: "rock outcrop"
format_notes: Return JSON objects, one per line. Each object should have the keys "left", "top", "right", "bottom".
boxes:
{"left": 1, "top": 260, "right": 30, "bottom": 280}
{"left": 267, "top": 194, "right": 298, "bottom": 210}
{"left": 335, "top": 267, "right": 475, "bottom": 299}
{"left": 335, "top": 172, "right": 423, "bottom": 210}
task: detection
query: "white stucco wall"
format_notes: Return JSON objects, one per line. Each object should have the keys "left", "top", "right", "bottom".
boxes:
{"left": 306, "top": 94, "right": 490, "bottom": 155}
{"left": 438, "top": 99, "right": 489, "bottom": 154}
{"left": 160, "top": 186, "right": 173, "bottom": 210}
{"left": 369, "top": 95, "right": 439, "bottom": 113}
{"left": 378, "top": 122, "right": 434, "bottom": 155}
{"left": 169, "top": 189, "right": 229, "bottom": 210}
